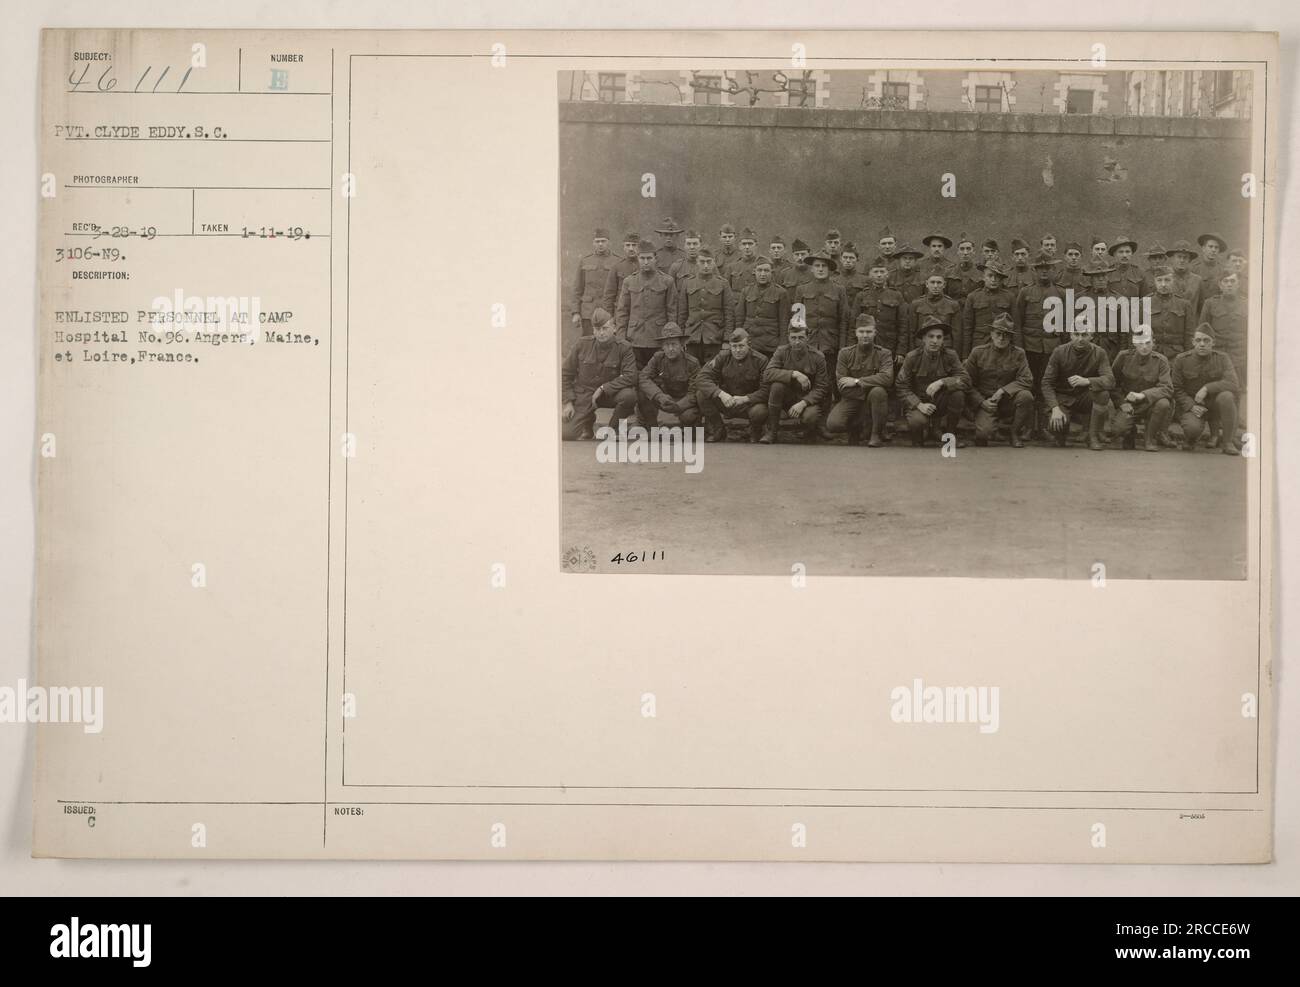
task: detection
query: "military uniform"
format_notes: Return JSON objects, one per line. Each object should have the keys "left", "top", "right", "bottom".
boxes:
{"left": 655, "top": 242, "right": 682, "bottom": 277}
{"left": 963, "top": 341, "right": 1034, "bottom": 444}
{"left": 949, "top": 261, "right": 984, "bottom": 303}
{"left": 895, "top": 339, "right": 969, "bottom": 445}
{"left": 1054, "top": 264, "right": 1088, "bottom": 292}
{"left": 735, "top": 282, "right": 791, "bottom": 356}
{"left": 792, "top": 274, "right": 850, "bottom": 380}
{"left": 560, "top": 334, "right": 639, "bottom": 440}
{"left": 616, "top": 269, "right": 678, "bottom": 367}
{"left": 1108, "top": 348, "right": 1174, "bottom": 449}
{"left": 1012, "top": 280, "right": 1064, "bottom": 432}
{"left": 667, "top": 253, "right": 703, "bottom": 292}
{"left": 832, "top": 268, "right": 871, "bottom": 298}
{"left": 961, "top": 283, "right": 1015, "bottom": 359}
{"left": 679, "top": 271, "right": 735, "bottom": 364}
{"left": 601, "top": 255, "right": 641, "bottom": 315}
{"left": 890, "top": 268, "right": 926, "bottom": 303}
{"left": 1106, "top": 261, "right": 1145, "bottom": 300}
{"left": 826, "top": 342, "right": 895, "bottom": 444}
{"left": 779, "top": 262, "right": 813, "bottom": 292}
{"left": 910, "top": 294, "right": 961, "bottom": 349}
{"left": 1079, "top": 287, "right": 1133, "bottom": 360}
{"left": 1172, "top": 348, "right": 1240, "bottom": 450}
{"left": 1006, "top": 263, "right": 1035, "bottom": 295}
{"left": 695, "top": 347, "right": 770, "bottom": 441}
{"left": 724, "top": 254, "right": 759, "bottom": 293}
{"left": 1041, "top": 340, "right": 1114, "bottom": 448}
{"left": 571, "top": 249, "right": 619, "bottom": 334}
{"left": 850, "top": 285, "right": 911, "bottom": 358}
{"left": 760, "top": 344, "right": 829, "bottom": 443}
{"left": 1199, "top": 294, "right": 1247, "bottom": 375}
{"left": 1147, "top": 292, "right": 1196, "bottom": 359}
{"left": 637, "top": 348, "right": 702, "bottom": 428}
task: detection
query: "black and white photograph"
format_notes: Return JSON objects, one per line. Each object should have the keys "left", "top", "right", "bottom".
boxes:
{"left": 559, "top": 66, "right": 1256, "bottom": 578}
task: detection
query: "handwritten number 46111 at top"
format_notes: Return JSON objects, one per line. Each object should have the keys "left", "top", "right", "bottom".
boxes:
{"left": 68, "top": 64, "right": 194, "bottom": 94}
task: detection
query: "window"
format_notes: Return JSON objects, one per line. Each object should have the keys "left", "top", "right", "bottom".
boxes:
{"left": 881, "top": 80, "right": 910, "bottom": 109}
{"left": 1065, "top": 88, "right": 1094, "bottom": 114}
{"left": 692, "top": 75, "right": 723, "bottom": 105}
{"left": 974, "top": 84, "right": 1002, "bottom": 112}
{"left": 786, "top": 73, "right": 815, "bottom": 107}
{"left": 597, "top": 73, "right": 626, "bottom": 103}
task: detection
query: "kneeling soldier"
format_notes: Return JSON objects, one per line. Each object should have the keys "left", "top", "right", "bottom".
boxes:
{"left": 1172, "top": 323, "right": 1242, "bottom": 455}
{"left": 561, "top": 307, "right": 638, "bottom": 440}
{"left": 760, "top": 322, "right": 828, "bottom": 444}
{"left": 1108, "top": 324, "right": 1173, "bottom": 452}
{"left": 637, "top": 323, "right": 702, "bottom": 429}
{"left": 1041, "top": 315, "right": 1114, "bottom": 451}
{"left": 696, "top": 327, "right": 770, "bottom": 443}
{"left": 827, "top": 314, "right": 895, "bottom": 447}
{"left": 963, "top": 313, "right": 1034, "bottom": 447}
{"left": 896, "top": 315, "right": 970, "bottom": 448}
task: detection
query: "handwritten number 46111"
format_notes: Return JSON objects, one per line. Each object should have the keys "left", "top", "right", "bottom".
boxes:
{"left": 69, "top": 64, "right": 194, "bottom": 94}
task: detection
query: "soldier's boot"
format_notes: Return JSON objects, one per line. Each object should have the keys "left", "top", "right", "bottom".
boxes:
{"left": 749, "top": 423, "right": 763, "bottom": 443}
{"left": 1088, "top": 406, "right": 1108, "bottom": 451}
{"left": 1145, "top": 400, "right": 1172, "bottom": 453}
{"left": 1120, "top": 428, "right": 1136, "bottom": 450}
{"left": 759, "top": 419, "right": 778, "bottom": 444}
{"left": 944, "top": 411, "right": 969, "bottom": 449}
{"left": 867, "top": 425, "right": 884, "bottom": 448}
{"left": 909, "top": 424, "right": 927, "bottom": 448}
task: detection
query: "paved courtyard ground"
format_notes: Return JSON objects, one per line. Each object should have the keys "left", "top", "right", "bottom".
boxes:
{"left": 561, "top": 435, "right": 1249, "bottom": 579}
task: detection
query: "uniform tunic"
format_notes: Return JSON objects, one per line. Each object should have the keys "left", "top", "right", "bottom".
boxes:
{"left": 735, "top": 283, "right": 791, "bottom": 355}
{"left": 1041, "top": 342, "right": 1114, "bottom": 412}
{"left": 850, "top": 285, "right": 911, "bottom": 358}
{"left": 615, "top": 270, "right": 677, "bottom": 350}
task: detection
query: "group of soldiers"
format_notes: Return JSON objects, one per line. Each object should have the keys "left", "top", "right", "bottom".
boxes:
{"left": 563, "top": 219, "right": 1248, "bottom": 452}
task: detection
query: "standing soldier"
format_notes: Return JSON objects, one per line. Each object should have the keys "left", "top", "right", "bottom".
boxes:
{"left": 561, "top": 308, "right": 639, "bottom": 441}
{"left": 769, "top": 235, "right": 794, "bottom": 282}
{"left": 1014, "top": 254, "right": 1065, "bottom": 440}
{"left": 827, "top": 314, "right": 895, "bottom": 447}
{"left": 1107, "top": 235, "right": 1144, "bottom": 299}
{"left": 1080, "top": 258, "right": 1129, "bottom": 360}
{"left": 1006, "top": 239, "right": 1035, "bottom": 294}
{"left": 571, "top": 228, "right": 618, "bottom": 336}
{"left": 951, "top": 233, "right": 983, "bottom": 304}
{"left": 637, "top": 323, "right": 703, "bottom": 429}
{"left": 832, "top": 242, "right": 871, "bottom": 298}
{"left": 1139, "top": 242, "right": 1169, "bottom": 296}
{"left": 601, "top": 231, "right": 642, "bottom": 314}
{"left": 616, "top": 240, "right": 678, "bottom": 369}
{"left": 717, "top": 223, "right": 740, "bottom": 273}
{"left": 654, "top": 216, "right": 685, "bottom": 275}
{"left": 1041, "top": 316, "right": 1114, "bottom": 451}
{"left": 961, "top": 259, "right": 1015, "bottom": 359}
{"left": 1172, "top": 323, "right": 1241, "bottom": 454}
{"left": 793, "top": 250, "right": 850, "bottom": 421}
{"left": 911, "top": 271, "right": 961, "bottom": 350}
{"left": 890, "top": 243, "right": 926, "bottom": 302}
{"left": 760, "top": 322, "right": 828, "bottom": 444}
{"left": 1147, "top": 266, "right": 1196, "bottom": 360}
{"left": 725, "top": 228, "right": 760, "bottom": 292}
{"left": 1226, "top": 248, "right": 1249, "bottom": 298}
{"left": 695, "top": 327, "right": 770, "bottom": 442}
{"left": 667, "top": 230, "right": 704, "bottom": 290}
{"left": 851, "top": 258, "right": 912, "bottom": 359}
{"left": 877, "top": 226, "right": 900, "bottom": 274}
{"left": 1055, "top": 241, "right": 1088, "bottom": 292}
{"left": 735, "top": 256, "right": 790, "bottom": 357}
{"left": 1089, "top": 236, "right": 1110, "bottom": 270}
{"left": 1040, "top": 233, "right": 1059, "bottom": 260}
{"left": 1167, "top": 239, "right": 1205, "bottom": 313}
{"left": 981, "top": 238, "right": 1002, "bottom": 270}
{"left": 824, "top": 228, "right": 844, "bottom": 270}
{"left": 963, "top": 313, "right": 1034, "bottom": 447}
{"left": 679, "top": 247, "right": 735, "bottom": 365}
{"left": 919, "top": 232, "right": 955, "bottom": 288}
{"left": 896, "top": 316, "right": 970, "bottom": 448}
{"left": 1108, "top": 324, "right": 1174, "bottom": 452}
{"left": 780, "top": 238, "right": 814, "bottom": 291}
{"left": 1199, "top": 271, "right": 1247, "bottom": 378}
{"left": 1190, "top": 232, "right": 1228, "bottom": 286}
